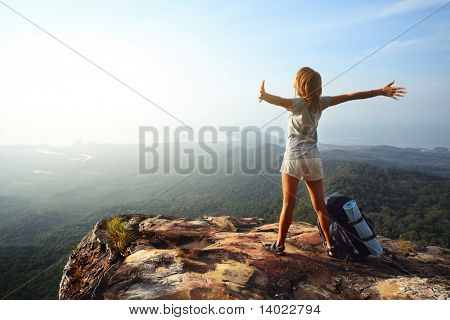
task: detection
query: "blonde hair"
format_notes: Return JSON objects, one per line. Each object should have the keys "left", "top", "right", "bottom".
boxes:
{"left": 293, "top": 67, "right": 322, "bottom": 112}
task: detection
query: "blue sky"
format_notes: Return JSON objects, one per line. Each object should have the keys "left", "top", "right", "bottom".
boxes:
{"left": 0, "top": 0, "right": 449, "bottom": 147}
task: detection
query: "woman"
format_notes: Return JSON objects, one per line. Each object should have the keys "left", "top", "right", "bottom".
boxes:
{"left": 259, "top": 67, "right": 406, "bottom": 256}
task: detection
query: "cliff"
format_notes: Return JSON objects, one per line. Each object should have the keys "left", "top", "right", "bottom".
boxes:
{"left": 59, "top": 215, "right": 449, "bottom": 300}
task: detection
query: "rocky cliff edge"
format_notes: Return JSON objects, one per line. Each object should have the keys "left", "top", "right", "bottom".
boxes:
{"left": 59, "top": 215, "right": 449, "bottom": 300}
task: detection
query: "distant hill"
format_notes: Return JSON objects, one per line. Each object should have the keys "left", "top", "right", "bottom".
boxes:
{"left": 320, "top": 144, "right": 450, "bottom": 176}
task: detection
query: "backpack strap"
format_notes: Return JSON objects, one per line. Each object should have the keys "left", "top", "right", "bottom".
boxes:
{"left": 348, "top": 216, "right": 364, "bottom": 226}
{"left": 360, "top": 233, "right": 377, "bottom": 241}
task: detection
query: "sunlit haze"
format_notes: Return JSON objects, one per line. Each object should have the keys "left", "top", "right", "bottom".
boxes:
{"left": 1, "top": 0, "right": 449, "bottom": 147}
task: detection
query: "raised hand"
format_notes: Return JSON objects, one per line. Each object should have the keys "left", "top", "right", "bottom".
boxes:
{"left": 382, "top": 80, "right": 407, "bottom": 100}
{"left": 259, "top": 80, "right": 266, "bottom": 103}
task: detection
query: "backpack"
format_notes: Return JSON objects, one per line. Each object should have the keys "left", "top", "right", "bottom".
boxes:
{"left": 317, "top": 192, "right": 383, "bottom": 261}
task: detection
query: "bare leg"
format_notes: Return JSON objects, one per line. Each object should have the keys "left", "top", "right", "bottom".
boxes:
{"left": 276, "top": 173, "right": 300, "bottom": 247}
{"left": 304, "top": 179, "right": 332, "bottom": 248}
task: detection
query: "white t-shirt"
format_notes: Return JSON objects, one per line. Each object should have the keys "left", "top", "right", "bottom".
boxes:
{"left": 283, "top": 96, "right": 332, "bottom": 159}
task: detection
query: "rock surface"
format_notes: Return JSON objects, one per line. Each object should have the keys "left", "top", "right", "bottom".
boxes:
{"left": 59, "top": 215, "right": 449, "bottom": 300}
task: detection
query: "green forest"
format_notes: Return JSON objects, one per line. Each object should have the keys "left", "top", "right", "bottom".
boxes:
{"left": 0, "top": 144, "right": 448, "bottom": 299}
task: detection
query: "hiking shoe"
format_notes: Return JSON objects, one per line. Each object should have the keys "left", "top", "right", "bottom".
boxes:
{"left": 326, "top": 246, "right": 336, "bottom": 258}
{"left": 262, "top": 241, "right": 286, "bottom": 256}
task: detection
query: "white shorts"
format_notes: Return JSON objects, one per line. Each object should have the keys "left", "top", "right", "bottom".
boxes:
{"left": 279, "top": 158, "right": 323, "bottom": 181}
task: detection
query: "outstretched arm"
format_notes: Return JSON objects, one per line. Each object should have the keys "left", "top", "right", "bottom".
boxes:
{"left": 258, "top": 80, "right": 294, "bottom": 110}
{"left": 329, "top": 81, "right": 407, "bottom": 107}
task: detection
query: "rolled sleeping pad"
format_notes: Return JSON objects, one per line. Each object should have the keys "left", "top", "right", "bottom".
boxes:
{"left": 342, "top": 200, "right": 383, "bottom": 256}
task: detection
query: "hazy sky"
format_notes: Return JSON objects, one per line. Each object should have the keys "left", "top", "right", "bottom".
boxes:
{"left": 1, "top": 0, "right": 449, "bottom": 147}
